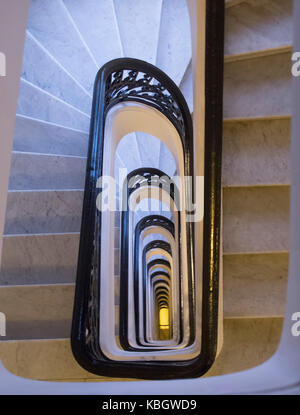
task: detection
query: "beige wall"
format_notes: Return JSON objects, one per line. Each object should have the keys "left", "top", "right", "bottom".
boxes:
{"left": 0, "top": 0, "right": 30, "bottom": 264}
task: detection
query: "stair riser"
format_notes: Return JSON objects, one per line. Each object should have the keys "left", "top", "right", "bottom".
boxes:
{"left": 22, "top": 33, "right": 92, "bottom": 114}
{"left": 113, "top": 0, "right": 162, "bottom": 65}
{"left": 14, "top": 116, "right": 89, "bottom": 157}
{"left": 224, "top": 253, "right": 288, "bottom": 317}
{"left": 5, "top": 191, "right": 83, "bottom": 234}
{"left": 225, "top": 0, "right": 293, "bottom": 56}
{"left": 62, "top": 0, "right": 122, "bottom": 69}
{"left": 0, "top": 285, "right": 122, "bottom": 340}
{"left": 27, "top": 0, "right": 98, "bottom": 94}
{"left": 0, "top": 252, "right": 288, "bottom": 340}
{"left": 223, "top": 118, "right": 290, "bottom": 186}
{"left": 224, "top": 52, "right": 291, "bottom": 119}
{"left": 9, "top": 153, "right": 86, "bottom": 191}
{"left": 223, "top": 186, "right": 290, "bottom": 253}
{"left": 0, "top": 318, "right": 283, "bottom": 380}
{"left": 0, "top": 234, "right": 80, "bottom": 285}
{"left": 17, "top": 80, "right": 90, "bottom": 131}
{"left": 156, "top": 0, "right": 191, "bottom": 85}
{"left": 1, "top": 186, "right": 290, "bottom": 284}
{"left": 0, "top": 233, "right": 120, "bottom": 285}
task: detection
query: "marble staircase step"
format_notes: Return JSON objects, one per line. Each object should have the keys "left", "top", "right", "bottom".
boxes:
{"left": 224, "top": 51, "right": 291, "bottom": 119}
{"left": 155, "top": 0, "right": 191, "bottom": 86}
{"left": 182, "top": 50, "right": 291, "bottom": 115}
{"left": 205, "top": 317, "right": 283, "bottom": 378}
{"left": 0, "top": 317, "right": 283, "bottom": 381}
{"left": 22, "top": 32, "right": 92, "bottom": 114}
{"left": 0, "top": 185, "right": 290, "bottom": 284}
{"left": 17, "top": 79, "right": 90, "bottom": 131}
{"left": 223, "top": 186, "right": 290, "bottom": 253}
{"left": 62, "top": 0, "right": 122, "bottom": 68}
{"left": 0, "top": 250, "right": 288, "bottom": 340}
{"left": 223, "top": 252, "right": 288, "bottom": 318}
{"left": 27, "top": 0, "right": 98, "bottom": 95}
{"left": 13, "top": 115, "right": 89, "bottom": 157}
{"left": 113, "top": 0, "right": 162, "bottom": 65}
{"left": 0, "top": 233, "right": 80, "bottom": 285}
{"left": 4, "top": 190, "right": 83, "bottom": 235}
{"left": 225, "top": 0, "right": 293, "bottom": 56}
{"left": 222, "top": 118, "right": 290, "bottom": 186}
{"left": 0, "top": 285, "right": 121, "bottom": 341}
{"left": 8, "top": 152, "right": 86, "bottom": 191}
{"left": 6, "top": 116, "right": 291, "bottom": 234}
{"left": 0, "top": 233, "right": 119, "bottom": 285}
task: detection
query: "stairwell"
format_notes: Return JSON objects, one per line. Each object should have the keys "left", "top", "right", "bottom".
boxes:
{"left": 0, "top": 0, "right": 292, "bottom": 381}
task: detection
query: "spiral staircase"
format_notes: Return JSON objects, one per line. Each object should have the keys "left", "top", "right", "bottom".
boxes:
{"left": 0, "top": 0, "right": 292, "bottom": 382}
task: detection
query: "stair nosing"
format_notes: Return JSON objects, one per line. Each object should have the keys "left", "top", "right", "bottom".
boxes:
{"left": 20, "top": 78, "right": 91, "bottom": 119}
{"left": 225, "top": 45, "right": 292, "bottom": 64}
{"left": 16, "top": 114, "right": 90, "bottom": 135}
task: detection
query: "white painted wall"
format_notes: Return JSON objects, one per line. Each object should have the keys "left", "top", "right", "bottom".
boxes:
{"left": 0, "top": 0, "right": 30, "bottom": 264}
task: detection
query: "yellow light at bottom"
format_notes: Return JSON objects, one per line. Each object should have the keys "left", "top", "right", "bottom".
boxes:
{"left": 159, "top": 308, "right": 169, "bottom": 328}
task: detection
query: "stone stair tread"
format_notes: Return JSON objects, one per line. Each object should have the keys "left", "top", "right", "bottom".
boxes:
{"left": 62, "top": 0, "right": 122, "bottom": 69}
{"left": 224, "top": 0, "right": 293, "bottom": 56}
{"left": 8, "top": 152, "right": 86, "bottom": 191}
{"left": 0, "top": 317, "right": 283, "bottom": 381}
{"left": 223, "top": 186, "right": 290, "bottom": 253}
{"left": 5, "top": 190, "right": 83, "bottom": 235}
{"left": 222, "top": 118, "right": 290, "bottom": 187}
{"left": 22, "top": 32, "right": 92, "bottom": 114}
{"left": 0, "top": 250, "right": 288, "bottom": 340}
{"left": 155, "top": 0, "right": 191, "bottom": 85}
{"left": 17, "top": 79, "right": 90, "bottom": 131}
{"left": 27, "top": 0, "right": 98, "bottom": 94}
{"left": 224, "top": 51, "right": 292, "bottom": 119}
{"left": 113, "top": 0, "right": 162, "bottom": 65}
{"left": 14, "top": 115, "right": 89, "bottom": 157}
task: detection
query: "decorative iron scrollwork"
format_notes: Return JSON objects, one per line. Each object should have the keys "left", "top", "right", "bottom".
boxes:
{"left": 105, "top": 69, "right": 185, "bottom": 138}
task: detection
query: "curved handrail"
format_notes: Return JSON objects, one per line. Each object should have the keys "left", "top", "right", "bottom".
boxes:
{"left": 71, "top": 38, "right": 223, "bottom": 378}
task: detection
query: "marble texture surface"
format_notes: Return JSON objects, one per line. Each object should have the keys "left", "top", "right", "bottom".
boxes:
{"left": 9, "top": 152, "right": 86, "bottom": 190}
{"left": 27, "top": 0, "right": 98, "bottom": 94}
{"left": 156, "top": 0, "right": 191, "bottom": 85}
{"left": 62, "top": 0, "right": 122, "bottom": 68}
{"left": 0, "top": 284, "right": 75, "bottom": 340}
{"left": 22, "top": 32, "right": 92, "bottom": 114}
{"left": 17, "top": 79, "right": 90, "bottom": 131}
{"left": 0, "top": 286, "right": 119, "bottom": 340}
{"left": 13, "top": 115, "right": 89, "bottom": 157}
{"left": 114, "top": 0, "right": 162, "bottom": 64}
{"left": 4, "top": 190, "right": 83, "bottom": 234}
{"left": 225, "top": 0, "right": 293, "bottom": 56}
{"left": 0, "top": 339, "right": 127, "bottom": 381}
{"left": 0, "top": 317, "right": 283, "bottom": 381}
{"left": 0, "top": 233, "right": 79, "bottom": 285}
{"left": 206, "top": 317, "right": 283, "bottom": 378}
{"left": 0, "top": 250, "right": 287, "bottom": 340}
{"left": 224, "top": 252, "right": 288, "bottom": 317}
{"left": 222, "top": 118, "right": 291, "bottom": 186}
{"left": 223, "top": 186, "right": 290, "bottom": 253}
{"left": 224, "top": 52, "right": 291, "bottom": 119}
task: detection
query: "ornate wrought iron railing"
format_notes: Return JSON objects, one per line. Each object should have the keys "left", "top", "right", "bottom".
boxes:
{"left": 71, "top": 0, "right": 224, "bottom": 380}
